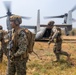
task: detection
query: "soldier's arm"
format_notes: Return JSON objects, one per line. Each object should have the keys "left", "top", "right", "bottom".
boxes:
{"left": 48, "top": 28, "right": 59, "bottom": 45}
{"left": 14, "top": 31, "right": 28, "bottom": 57}
{"left": 51, "top": 30, "right": 58, "bottom": 40}
{"left": 48, "top": 33, "right": 52, "bottom": 45}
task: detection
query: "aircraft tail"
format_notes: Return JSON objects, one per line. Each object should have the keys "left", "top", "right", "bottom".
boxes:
{"left": 67, "top": 5, "right": 76, "bottom": 24}
{"left": 67, "top": 11, "right": 72, "bottom": 25}
{"left": 37, "top": 9, "right": 40, "bottom": 32}
{"left": 64, "top": 11, "right": 72, "bottom": 36}
{"left": 65, "top": 5, "right": 76, "bottom": 35}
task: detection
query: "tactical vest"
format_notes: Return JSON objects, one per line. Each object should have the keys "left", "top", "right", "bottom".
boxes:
{"left": 12, "top": 28, "right": 35, "bottom": 58}
{"left": 56, "top": 27, "right": 62, "bottom": 42}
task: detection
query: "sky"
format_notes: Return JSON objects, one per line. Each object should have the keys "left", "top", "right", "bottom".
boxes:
{"left": 0, "top": 0, "right": 76, "bottom": 30}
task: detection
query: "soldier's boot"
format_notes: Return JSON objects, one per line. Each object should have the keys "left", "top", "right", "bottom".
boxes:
{"left": 54, "top": 54, "right": 60, "bottom": 62}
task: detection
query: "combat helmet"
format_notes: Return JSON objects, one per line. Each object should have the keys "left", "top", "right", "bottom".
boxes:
{"left": 48, "top": 21, "right": 55, "bottom": 26}
{"left": 10, "top": 15, "right": 22, "bottom": 25}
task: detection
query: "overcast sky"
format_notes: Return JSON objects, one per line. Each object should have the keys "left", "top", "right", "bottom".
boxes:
{"left": 0, "top": 0, "right": 76, "bottom": 30}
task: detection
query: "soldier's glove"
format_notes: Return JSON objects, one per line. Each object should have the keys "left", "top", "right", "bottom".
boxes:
{"left": 48, "top": 39, "right": 52, "bottom": 45}
{"left": 49, "top": 37, "right": 52, "bottom": 40}
{"left": 48, "top": 42, "right": 50, "bottom": 45}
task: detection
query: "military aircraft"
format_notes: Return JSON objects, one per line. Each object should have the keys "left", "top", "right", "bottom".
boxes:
{"left": 44, "top": 5, "right": 76, "bottom": 35}
{"left": 0, "top": 1, "right": 74, "bottom": 40}
{"left": 21, "top": 9, "right": 72, "bottom": 40}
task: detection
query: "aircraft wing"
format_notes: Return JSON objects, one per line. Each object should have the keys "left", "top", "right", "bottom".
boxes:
{"left": 21, "top": 25, "right": 37, "bottom": 29}
{"left": 40, "top": 24, "right": 72, "bottom": 31}
{"left": 44, "top": 15, "right": 64, "bottom": 19}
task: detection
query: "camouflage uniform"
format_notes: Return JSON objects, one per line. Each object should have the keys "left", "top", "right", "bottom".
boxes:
{"left": 0, "top": 41, "right": 3, "bottom": 63}
{"left": 6, "top": 15, "right": 29, "bottom": 75}
{"left": 0, "top": 26, "right": 7, "bottom": 63}
{"left": 49, "top": 26, "right": 70, "bottom": 61}
{"left": 6, "top": 29, "right": 28, "bottom": 75}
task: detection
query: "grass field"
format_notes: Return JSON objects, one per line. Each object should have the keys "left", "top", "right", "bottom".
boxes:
{"left": 0, "top": 36, "right": 76, "bottom": 75}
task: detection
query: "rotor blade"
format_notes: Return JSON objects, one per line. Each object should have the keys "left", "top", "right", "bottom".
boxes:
{"left": 21, "top": 16, "right": 31, "bottom": 19}
{"left": 70, "top": 5, "right": 76, "bottom": 12}
{"left": 0, "top": 15, "right": 7, "bottom": 19}
{"left": 3, "top": 1, "right": 12, "bottom": 16}
{"left": 44, "top": 15, "right": 65, "bottom": 19}
{"left": 3, "top": 1, "right": 11, "bottom": 12}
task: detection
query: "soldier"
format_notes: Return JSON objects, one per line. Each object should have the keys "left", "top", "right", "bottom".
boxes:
{"left": 0, "top": 25, "right": 4, "bottom": 63}
{"left": 48, "top": 21, "right": 70, "bottom": 62}
{"left": 6, "top": 15, "right": 28, "bottom": 75}
{"left": 0, "top": 25, "right": 7, "bottom": 63}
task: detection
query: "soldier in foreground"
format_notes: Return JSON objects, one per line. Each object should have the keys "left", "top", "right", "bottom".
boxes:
{"left": 48, "top": 21, "right": 71, "bottom": 62}
{"left": 6, "top": 15, "right": 28, "bottom": 75}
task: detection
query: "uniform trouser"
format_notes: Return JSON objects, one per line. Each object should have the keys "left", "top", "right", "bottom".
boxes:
{"left": 0, "top": 49, "right": 3, "bottom": 62}
{"left": 53, "top": 43, "right": 69, "bottom": 61}
{"left": 6, "top": 57, "right": 28, "bottom": 75}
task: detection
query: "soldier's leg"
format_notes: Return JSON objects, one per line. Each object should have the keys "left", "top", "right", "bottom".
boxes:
{"left": 53, "top": 46, "right": 60, "bottom": 61}
{"left": 60, "top": 50, "right": 69, "bottom": 56}
{"left": 60, "top": 50, "right": 71, "bottom": 60}
{"left": 0, "top": 49, "right": 3, "bottom": 63}
{"left": 55, "top": 53, "right": 60, "bottom": 61}
{"left": 16, "top": 59, "right": 27, "bottom": 75}
{"left": 54, "top": 42, "right": 62, "bottom": 61}
{"left": 6, "top": 61, "right": 16, "bottom": 75}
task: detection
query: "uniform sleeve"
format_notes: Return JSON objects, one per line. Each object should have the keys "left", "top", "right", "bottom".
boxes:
{"left": 14, "top": 31, "right": 28, "bottom": 57}
{"left": 51, "top": 26, "right": 58, "bottom": 40}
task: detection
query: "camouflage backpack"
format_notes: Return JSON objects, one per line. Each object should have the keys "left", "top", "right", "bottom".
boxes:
{"left": 24, "top": 28, "right": 35, "bottom": 53}
{"left": 18, "top": 28, "right": 35, "bottom": 54}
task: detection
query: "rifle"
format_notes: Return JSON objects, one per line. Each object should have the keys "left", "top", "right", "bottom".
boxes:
{"left": 33, "top": 51, "right": 42, "bottom": 60}
{"left": 6, "top": 16, "right": 13, "bottom": 63}
{"left": 3, "top": 1, "right": 13, "bottom": 63}
{"left": 28, "top": 51, "right": 42, "bottom": 61}
{"left": 47, "top": 39, "right": 53, "bottom": 50}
